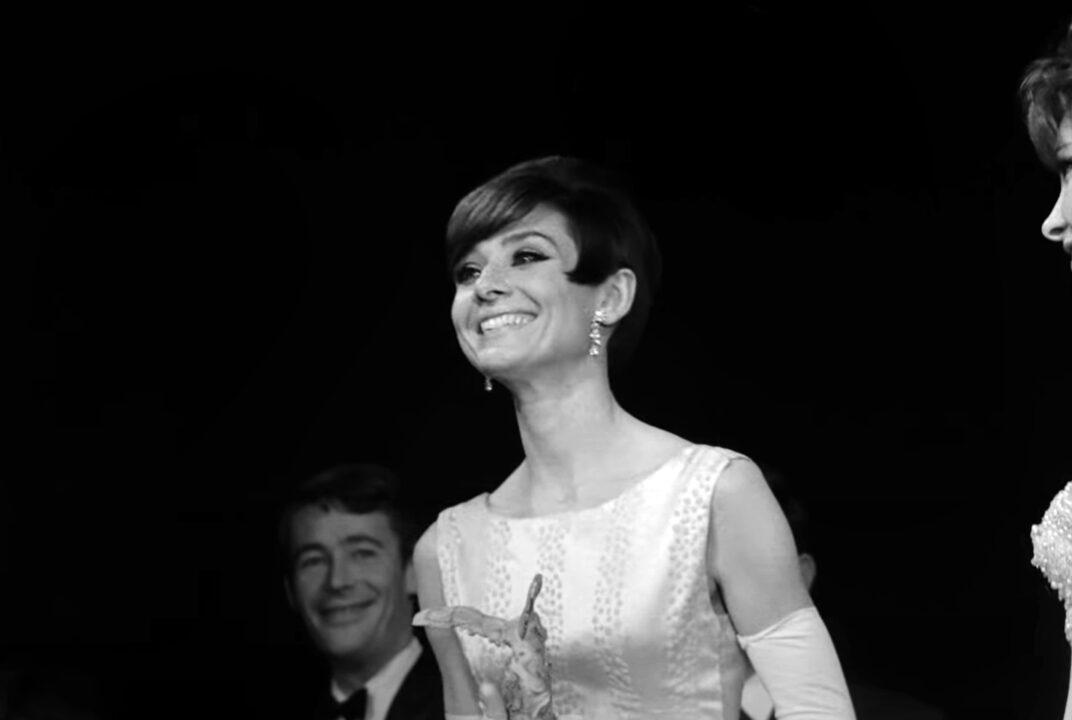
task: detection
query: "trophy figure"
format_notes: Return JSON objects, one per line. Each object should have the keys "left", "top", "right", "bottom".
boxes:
{"left": 414, "top": 574, "right": 555, "bottom": 719}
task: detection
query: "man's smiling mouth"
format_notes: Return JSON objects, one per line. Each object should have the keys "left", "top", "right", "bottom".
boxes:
{"left": 320, "top": 600, "right": 374, "bottom": 623}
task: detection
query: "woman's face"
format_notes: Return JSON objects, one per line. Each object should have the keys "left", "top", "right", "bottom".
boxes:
{"left": 1041, "top": 115, "right": 1072, "bottom": 270}
{"left": 450, "top": 206, "right": 599, "bottom": 380}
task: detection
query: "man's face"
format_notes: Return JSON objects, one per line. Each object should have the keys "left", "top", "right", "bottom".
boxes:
{"left": 287, "top": 508, "right": 415, "bottom": 667}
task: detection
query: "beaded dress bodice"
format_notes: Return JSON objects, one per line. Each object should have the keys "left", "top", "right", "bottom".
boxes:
{"left": 1032, "top": 482, "right": 1072, "bottom": 644}
{"left": 434, "top": 445, "right": 749, "bottom": 720}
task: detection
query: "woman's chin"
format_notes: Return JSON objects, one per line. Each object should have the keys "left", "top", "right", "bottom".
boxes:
{"left": 480, "top": 362, "right": 522, "bottom": 382}
{"left": 474, "top": 346, "right": 527, "bottom": 373}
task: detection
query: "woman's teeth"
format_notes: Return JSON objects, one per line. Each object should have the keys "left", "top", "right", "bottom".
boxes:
{"left": 480, "top": 313, "right": 534, "bottom": 333}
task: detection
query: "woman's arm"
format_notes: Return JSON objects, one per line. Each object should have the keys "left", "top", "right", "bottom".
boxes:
{"left": 413, "top": 523, "right": 484, "bottom": 717}
{"left": 707, "top": 457, "right": 854, "bottom": 719}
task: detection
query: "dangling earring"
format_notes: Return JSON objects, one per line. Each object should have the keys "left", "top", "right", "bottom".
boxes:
{"left": 588, "top": 309, "right": 607, "bottom": 357}
{"left": 484, "top": 375, "right": 493, "bottom": 392}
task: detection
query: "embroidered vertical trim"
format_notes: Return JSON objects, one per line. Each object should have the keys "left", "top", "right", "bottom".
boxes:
{"left": 535, "top": 515, "right": 582, "bottom": 716}
{"left": 592, "top": 481, "right": 644, "bottom": 715}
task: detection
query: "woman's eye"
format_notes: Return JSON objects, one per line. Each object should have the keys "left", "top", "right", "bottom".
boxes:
{"left": 513, "top": 250, "right": 547, "bottom": 266}
{"left": 454, "top": 264, "right": 481, "bottom": 285}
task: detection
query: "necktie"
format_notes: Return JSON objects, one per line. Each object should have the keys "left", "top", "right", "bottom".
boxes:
{"left": 325, "top": 687, "right": 367, "bottom": 720}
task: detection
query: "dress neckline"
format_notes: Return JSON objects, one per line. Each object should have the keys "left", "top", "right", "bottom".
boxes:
{"left": 479, "top": 443, "right": 698, "bottom": 521}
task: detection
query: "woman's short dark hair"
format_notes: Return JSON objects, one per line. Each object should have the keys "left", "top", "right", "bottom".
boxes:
{"left": 446, "top": 156, "right": 662, "bottom": 368}
{"left": 277, "top": 463, "right": 419, "bottom": 573}
{"left": 1021, "top": 22, "right": 1072, "bottom": 170}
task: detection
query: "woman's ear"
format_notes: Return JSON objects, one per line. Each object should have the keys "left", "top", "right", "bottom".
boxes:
{"left": 598, "top": 267, "right": 637, "bottom": 325}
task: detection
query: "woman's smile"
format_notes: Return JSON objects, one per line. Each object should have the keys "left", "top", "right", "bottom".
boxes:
{"left": 479, "top": 312, "right": 537, "bottom": 335}
{"left": 450, "top": 206, "right": 595, "bottom": 377}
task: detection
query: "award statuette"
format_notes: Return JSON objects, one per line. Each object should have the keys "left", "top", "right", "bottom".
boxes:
{"left": 415, "top": 574, "right": 554, "bottom": 719}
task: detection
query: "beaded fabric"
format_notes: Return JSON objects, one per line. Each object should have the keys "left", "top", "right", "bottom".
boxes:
{"left": 435, "top": 444, "right": 750, "bottom": 720}
{"left": 1031, "top": 482, "right": 1072, "bottom": 645}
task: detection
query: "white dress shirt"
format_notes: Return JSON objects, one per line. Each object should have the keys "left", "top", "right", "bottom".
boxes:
{"left": 330, "top": 638, "right": 423, "bottom": 720}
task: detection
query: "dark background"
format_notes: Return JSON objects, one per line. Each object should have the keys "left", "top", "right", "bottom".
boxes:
{"left": 12, "top": 4, "right": 1072, "bottom": 719}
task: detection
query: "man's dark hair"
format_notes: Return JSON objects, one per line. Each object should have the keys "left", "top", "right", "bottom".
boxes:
{"left": 278, "top": 463, "right": 420, "bottom": 574}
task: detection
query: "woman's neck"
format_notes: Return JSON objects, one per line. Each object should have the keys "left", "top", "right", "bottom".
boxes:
{"left": 510, "top": 369, "right": 636, "bottom": 504}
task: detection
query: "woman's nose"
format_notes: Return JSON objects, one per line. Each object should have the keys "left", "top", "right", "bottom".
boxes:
{"left": 474, "top": 261, "right": 511, "bottom": 300}
{"left": 1041, "top": 188, "right": 1069, "bottom": 243}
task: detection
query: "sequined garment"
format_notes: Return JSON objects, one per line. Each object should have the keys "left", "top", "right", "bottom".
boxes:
{"left": 1031, "top": 482, "right": 1072, "bottom": 644}
{"left": 435, "top": 445, "right": 749, "bottom": 720}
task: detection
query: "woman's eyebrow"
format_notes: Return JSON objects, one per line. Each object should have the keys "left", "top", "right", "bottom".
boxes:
{"left": 501, "top": 230, "right": 558, "bottom": 250}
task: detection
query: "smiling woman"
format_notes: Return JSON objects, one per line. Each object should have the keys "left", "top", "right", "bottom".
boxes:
{"left": 449, "top": 207, "right": 625, "bottom": 390}
{"left": 414, "top": 157, "right": 856, "bottom": 720}
{"left": 446, "top": 157, "right": 661, "bottom": 379}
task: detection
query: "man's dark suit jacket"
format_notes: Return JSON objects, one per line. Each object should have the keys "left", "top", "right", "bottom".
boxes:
{"left": 306, "top": 646, "right": 444, "bottom": 720}
{"left": 379, "top": 645, "right": 444, "bottom": 720}
{"left": 247, "top": 640, "right": 443, "bottom": 720}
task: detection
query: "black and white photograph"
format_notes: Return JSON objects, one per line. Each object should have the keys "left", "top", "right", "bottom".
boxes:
{"left": 14, "top": 5, "right": 1072, "bottom": 719}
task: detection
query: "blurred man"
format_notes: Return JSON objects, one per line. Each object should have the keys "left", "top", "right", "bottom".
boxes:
{"left": 741, "top": 464, "right": 948, "bottom": 720}
{"left": 280, "top": 463, "right": 443, "bottom": 720}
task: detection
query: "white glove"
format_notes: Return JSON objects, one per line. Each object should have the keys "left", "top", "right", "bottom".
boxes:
{"left": 738, "top": 606, "right": 855, "bottom": 720}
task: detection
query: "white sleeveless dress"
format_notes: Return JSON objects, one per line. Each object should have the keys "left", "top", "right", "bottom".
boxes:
{"left": 1032, "top": 482, "right": 1072, "bottom": 644}
{"left": 434, "top": 444, "right": 750, "bottom": 719}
